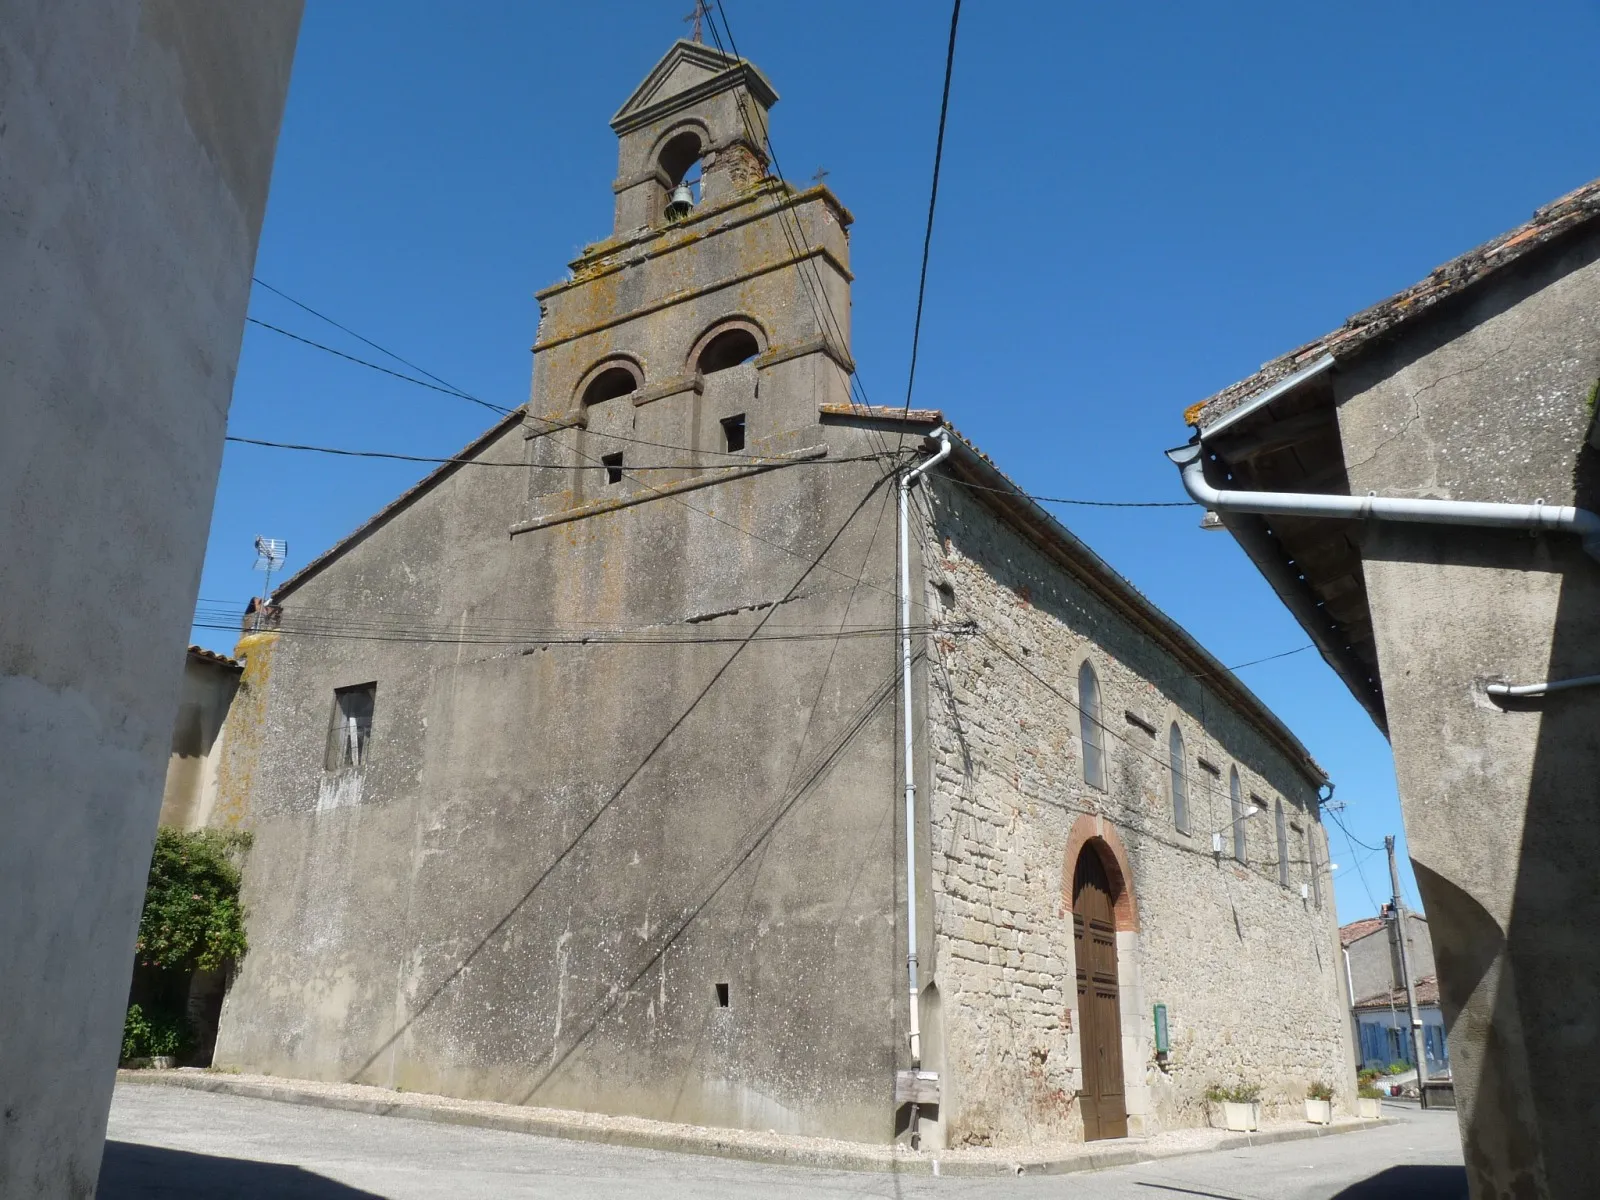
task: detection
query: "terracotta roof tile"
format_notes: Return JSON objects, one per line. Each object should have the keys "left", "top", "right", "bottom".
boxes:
{"left": 1339, "top": 916, "right": 1387, "bottom": 947}
{"left": 187, "top": 644, "right": 242, "bottom": 672}
{"left": 1354, "top": 974, "right": 1439, "bottom": 1010}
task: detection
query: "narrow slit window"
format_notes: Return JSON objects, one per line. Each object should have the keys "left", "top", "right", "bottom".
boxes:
{"left": 1309, "top": 826, "right": 1324, "bottom": 909}
{"left": 601, "top": 452, "right": 624, "bottom": 485}
{"left": 325, "top": 683, "right": 376, "bottom": 771}
{"left": 1230, "top": 767, "right": 1246, "bottom": 863}
{"left": 1078, "top": 661, "right": 1105, "bottom": 790}
{"left": 1275, "top": 799, "right": 1289, "bottom": 887}
{"left": 721, "top": 413, "right": 747, "bottom": 453}
{"left": 715, "top": 983, "right": 730, "bottom": 1008}
{"left": 1169, "top": 723, "right": 1189, "bottom": 834}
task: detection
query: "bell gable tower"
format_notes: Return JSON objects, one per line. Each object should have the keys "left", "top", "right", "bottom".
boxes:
{"left": 521, "top": 39, "right": 856, "bottom": 529}
{"left": 609, "top": 38, "right": 777, "bottom": 235}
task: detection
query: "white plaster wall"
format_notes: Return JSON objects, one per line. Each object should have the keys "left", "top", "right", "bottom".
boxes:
{"left": 0, "top": 4, "right": 298, "bottom": 1194}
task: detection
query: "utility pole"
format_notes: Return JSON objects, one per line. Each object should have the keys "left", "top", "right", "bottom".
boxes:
{"left": 1385, "top": 835, "right": 1430, "bottom": 1107}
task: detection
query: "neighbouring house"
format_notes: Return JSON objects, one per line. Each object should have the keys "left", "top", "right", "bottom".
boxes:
{"left": 210, "top": 37, "right": 1353, "bottom": 1149}
{"left": 1341, "top": 911, "right": 1448, "bottom": 1077}
{"left": 160, "top": 646, "right": 244, "bottom": 831}
{"left": 1172, "top": 177, "right": 1600, "bottom": 1197}
{"left": 1, "top": 5, "right": 299, "bottom": 1195}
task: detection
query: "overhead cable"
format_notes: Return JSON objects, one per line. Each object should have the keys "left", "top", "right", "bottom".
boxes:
{"left": 223, "top": 434, "right": 896, "bottom": 472}
{"left": 902, "top": 0, "right": 962, "bottom": 417}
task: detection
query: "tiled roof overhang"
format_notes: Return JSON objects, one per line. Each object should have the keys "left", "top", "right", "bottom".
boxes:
{"left": 1177, "top": 175, "right": 1600, "bottom": 734}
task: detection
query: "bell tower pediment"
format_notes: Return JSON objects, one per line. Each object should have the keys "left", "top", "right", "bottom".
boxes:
{"left": 610, "top": 39, "right": 778, "bottom": 136}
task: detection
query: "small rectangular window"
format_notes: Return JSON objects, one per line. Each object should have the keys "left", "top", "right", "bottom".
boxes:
{"left": 721, "top": 413, "right": 747, "bottom": 453}
{"left": 601, "top": 452, "right": 624, "bottom": 484}
{"left": 715, "top": 982, "right": 730, "bottom": 1008}
{"left": 325, "top": 683, "right": 376, "bottom": 770}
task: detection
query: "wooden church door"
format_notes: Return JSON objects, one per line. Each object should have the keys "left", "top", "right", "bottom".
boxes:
{"left": 1073, "top": 847, "right": 1128, "bottom": 1140}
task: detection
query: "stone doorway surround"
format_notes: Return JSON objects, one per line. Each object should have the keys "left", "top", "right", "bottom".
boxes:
{"left": 1062, "top": 814, "right": 1151, "bottom": 1137}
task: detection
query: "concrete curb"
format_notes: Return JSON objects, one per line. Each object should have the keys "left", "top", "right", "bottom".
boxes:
{"left": 117, "top": 1070, "right": 1396, "bottom": 1178}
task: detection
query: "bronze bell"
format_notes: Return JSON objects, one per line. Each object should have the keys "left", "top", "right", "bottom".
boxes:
{"left": 664, "top": 182, "right": 694, "bottom": 221}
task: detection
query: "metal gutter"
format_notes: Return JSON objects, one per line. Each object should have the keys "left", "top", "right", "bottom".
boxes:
{"left": 1167, "top": 443, "right": 1600, "bottom": 562}
{"left": 1195, "top": 354, "right": 1336, "bottom": 440}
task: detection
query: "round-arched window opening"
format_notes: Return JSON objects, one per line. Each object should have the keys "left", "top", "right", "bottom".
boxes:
{"left": 582, "top": 365, "right": 639, "bottom": 406}
{"left": 698, "top": 328, "right": 761, "bottom": 375}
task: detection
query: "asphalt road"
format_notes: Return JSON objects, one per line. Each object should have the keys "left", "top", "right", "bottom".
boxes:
{"left": 100, "top": 1084, "right": 1466, "bottom": 1199}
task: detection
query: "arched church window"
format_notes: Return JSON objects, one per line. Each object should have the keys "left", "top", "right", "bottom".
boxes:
{"left": 1079, "top": 660, "right": 1105, "bottom": 790}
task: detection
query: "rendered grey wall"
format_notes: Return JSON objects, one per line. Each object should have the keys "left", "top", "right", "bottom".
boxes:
{"left": 0, "top": 3, "right": 299, "bottom": 1195}
{"left": 1334, "top": 230, "right": 1600, "bottom": 1198}
{"left": 212, "top": 419, "right": 910, "bottom": 1139}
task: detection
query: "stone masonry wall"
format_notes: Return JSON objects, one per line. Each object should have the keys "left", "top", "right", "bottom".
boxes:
{"left": 915, "top": 475, "right": 1355, "bottom": 1149}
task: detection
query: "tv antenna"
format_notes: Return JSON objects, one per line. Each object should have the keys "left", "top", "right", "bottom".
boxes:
{"left": 252, "top": 536, "right": 287, "bottom": 630}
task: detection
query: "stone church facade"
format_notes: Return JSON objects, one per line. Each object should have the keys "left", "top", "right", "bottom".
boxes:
{"left": 212, "top": 39, "right": 1353, "bottom": 1148}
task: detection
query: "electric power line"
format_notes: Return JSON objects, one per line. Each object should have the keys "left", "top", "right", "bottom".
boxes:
{"left": 902, "top": 0, "right": 962, "bottom": 417}
{"left": 223, "top": 434, "right": 894, "bottom": 472}
{"left": 946, "top": 475, "right": 1192, "bottom": 508}
{"left": 246, "top": 300, "right": 780, "bottom": 462}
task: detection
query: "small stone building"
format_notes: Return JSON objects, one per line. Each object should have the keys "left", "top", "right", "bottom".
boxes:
{"left": 159, "top": 646, "right": 243, "bottom": 831}
{"left": 212, "top": 38, "right": 1352, "bottom": 1148}
{"left": 1341, "top": 912, "right": 1448, "bottom": 1076}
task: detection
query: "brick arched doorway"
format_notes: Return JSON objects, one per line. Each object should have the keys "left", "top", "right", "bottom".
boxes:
{"left": 1073, "top": 842, "right": 1129, "bottom": 1141}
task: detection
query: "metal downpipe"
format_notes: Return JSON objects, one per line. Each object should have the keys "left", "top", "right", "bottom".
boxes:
{"left": 899, "top": 427, "right": 951, "bottom": 1066}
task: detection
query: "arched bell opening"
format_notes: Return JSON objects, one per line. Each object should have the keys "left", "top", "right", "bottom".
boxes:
{"left": 656, "top": 129, "right": 704, "bottom": 224}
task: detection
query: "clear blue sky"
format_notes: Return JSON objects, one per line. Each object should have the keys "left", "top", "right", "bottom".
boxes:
{"left": 195, "top": 0, "right": 1600, "bottom": 923}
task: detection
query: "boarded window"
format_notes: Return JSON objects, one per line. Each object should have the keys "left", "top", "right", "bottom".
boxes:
{"left": 1275, "top": 799, "right": 1289, "bottom": 887}
{"left": 1168, "top": 723, "right": 1188, "bottom": 833}
{"left": 326, "top": 683, "right": 376, "bottom": 770}
{"left": 1079, "top": 661, "right": 1105, "bottom": 790}
{"left": 1229, "top": 767, "right": 1246, "bottom": 863}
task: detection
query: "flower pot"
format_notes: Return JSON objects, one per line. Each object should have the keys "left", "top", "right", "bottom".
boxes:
{"left": 1221, "top": 1100, "right": 1260, "bottom": 1132}
{"left": 1357, "top": 1097, "right": 1383, "bottom": 1119}
{"left": 1304, "top": 1098, "right": 1333, "bottom": 1125}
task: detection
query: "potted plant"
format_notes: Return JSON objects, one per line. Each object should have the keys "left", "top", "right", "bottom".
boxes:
{"left": 1357, "top": 1082, "right": 1385, "bottom": 1119}
{"left": 1205, "top": 1082, "right": 1262, "bottom": 1131}
{"left": 1304, "top": 1080, "right": 1334, "bottom": 1124}
{"left": 1385, "top": 1061, "right": 1409, "bottom": 1096}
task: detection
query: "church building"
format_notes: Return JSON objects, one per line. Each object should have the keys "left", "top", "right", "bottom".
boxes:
{"left": 212, "top": 37, "right": 1354, "bottom": 1149}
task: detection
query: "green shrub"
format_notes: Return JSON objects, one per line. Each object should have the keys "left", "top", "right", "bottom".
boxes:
{"left": 1307, "top": 1080, "right": 1334, "bottom": 1102}
{"left": 1358, "top": 1083, "right": 1386, "bottom": 1100}
{"left": 1204, "top": 1082, "right": 1262, "bottom": 1104}
{"left": 1385, "top": 1061, "right": 1409, "bottom": 1076}
{"left": 121, "top": 828, "right": 251, "bottom": 1066}
{"left": 1357, "top": 1067, "right": 1380, "bottom": 1085}
{"left": 121, "top": 1003, "right": 191, "bottom": 1062}
{"left": 135, "top": 828, "right": 251, "bottom": 973}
